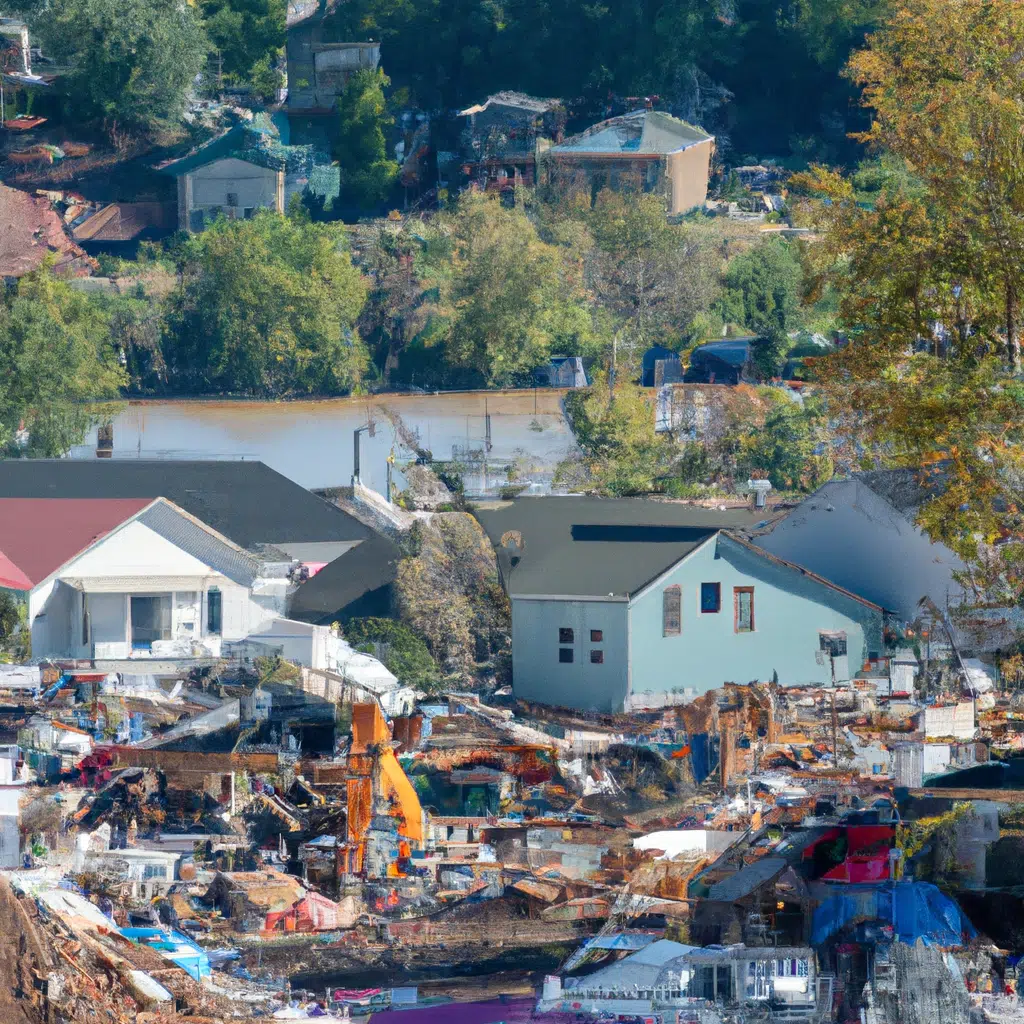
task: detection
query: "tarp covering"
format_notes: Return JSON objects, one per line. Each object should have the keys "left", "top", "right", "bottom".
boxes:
{"left": 811, "top": 882, "right": 976, "bottom": 948}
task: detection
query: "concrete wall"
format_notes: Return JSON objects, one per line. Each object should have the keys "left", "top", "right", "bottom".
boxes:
{"left": 627, "top": 534, "right": 883, "bottom": 702}
{"left": 511, "top": 597, "right": 628, "bottom": 713}
{"left": 665, "top": 140, "right": 713, "bottom": 214}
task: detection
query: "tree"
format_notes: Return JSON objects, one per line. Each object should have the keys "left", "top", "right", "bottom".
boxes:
{"left": 716, "top": 237, "right": 803, "bottom": 336}
{"left": 421, "top": 193, "right": 602, "bottom": 386}
{"left": 163, "top": 213, "right": 368, "bottom": 396}
{"left": 558, "top": 373, "right": 678, "bottom": 495}
{"left": 335, "top": 68, "right": 400, "bottom": 209}
{"left": 343, "top": 617, "right": 440, "bottom": 691}
{"left": 201, "top": 0, "right": 285, "bottom": 93}
{"left": 791, "top": 0, "right": 1024, "bottom": 607}
{"left": 0, "top": 267, "right": 126, "bottom": 457}
{"left": 583, "top": 190, "right": 721, "bottom": 371}
{"left": 21, "top": 0, "right": 208, "bottom": 140}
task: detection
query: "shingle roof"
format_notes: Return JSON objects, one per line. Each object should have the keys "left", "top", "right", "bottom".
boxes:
{"left": 0, "top": 183, "right": 95, "bottom": 278}
{"left": 0, "top": 459, "right": 374, "bottom": 549}
{"left": 550, "top": 109, "right": 712, "bottom": 157}
{"left": 474, "top": 497, "right": 767, "bottom": 598}
{"left": 0, "top": 497, "right": 151, "bottom": 589}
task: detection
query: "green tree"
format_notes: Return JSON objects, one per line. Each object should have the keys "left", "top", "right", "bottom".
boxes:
{"left": 716, "top": 237, "right": 803, "bottom": 336}
{"left": 421, "top": 193, "right": 602, "bottom": 386}
{"left": 558, "top": 373, "right": 677, "bottom": 495}
{"left": 335, "top": 68, "right": 400, "bottom": 209}
{"left": 163, "top": 213, "right": 368, "bottom": 396}
{"left": 201, "top": 0, "right": 285, "bottom": 92}
{"left": 21, "top": 0, "right": 208, "bottom": 139}
{"left": 0, "top": 267, "right": 127, "bottom": 457}
{"left": 343, "top": 617, "right": 440, "bottom": 691}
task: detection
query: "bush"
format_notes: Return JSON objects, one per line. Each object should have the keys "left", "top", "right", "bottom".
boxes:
{"left": 343, "top": 617, "right": 440, "bottom": 691}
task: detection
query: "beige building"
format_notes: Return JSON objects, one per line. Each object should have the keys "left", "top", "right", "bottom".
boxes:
{"left": 544, "top": 109, "right": 714, "bottom": 215}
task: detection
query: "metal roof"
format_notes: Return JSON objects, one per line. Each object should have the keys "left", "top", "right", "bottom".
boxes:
{"left": 705, "top": 856, "right": 787, "bottom": 902}
{"left": 550, "top": 109, "right": 712, "bottom": 157}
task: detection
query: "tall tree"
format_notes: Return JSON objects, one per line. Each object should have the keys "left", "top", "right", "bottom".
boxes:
{"left": 201, "top": 0, "right": 285, "bottom": 93}
{"left": 420, "top": 193, "right": 602, "bottom": 386}
{"left": 335, "top": 68, "right": 400, "bottom": 209}
{"left": 164, "top": 213, "right": 368, "bottom": 395}
{"left": 793, "top": 0, "right": 1024, "bottom": 606}
{"left": 21, "top": 0, "right": 208, "bottom": 140}
{"left": 0, "top": 267, "right": 126, "bottom": 457}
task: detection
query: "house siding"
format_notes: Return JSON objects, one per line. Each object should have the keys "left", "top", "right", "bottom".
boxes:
{"left": 511, "top": 597, "right": 628, "bottom": 713}
{"left": 665, "top": 140, "right": 713, "bottom": 214}
{"left": 627, "top": 534, "right": 883, "bottom": 703}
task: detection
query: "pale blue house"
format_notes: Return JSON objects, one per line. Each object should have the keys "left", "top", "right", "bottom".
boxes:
{"left": 476, "top": 498, "right": 889, "bottom": 713}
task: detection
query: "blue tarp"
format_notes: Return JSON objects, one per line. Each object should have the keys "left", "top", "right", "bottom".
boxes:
{"left": 811, "top": 882, "right": 976, "bottom": 948}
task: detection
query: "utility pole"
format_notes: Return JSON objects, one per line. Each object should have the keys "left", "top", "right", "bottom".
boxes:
{"left": 831, "top": 689, "right": 838, "bottom": 768}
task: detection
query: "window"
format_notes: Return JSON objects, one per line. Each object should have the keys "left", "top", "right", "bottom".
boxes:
{"left": 701, "top": 582, "right": 722, "bottom": 613}
{"left": 81, "top": 596, "right": 90, "bottom": 646}
{"left": 143, "top": 864, "right": 166, "bottom": 880}
{"left": 243, "top": 207, "right": 254, "bottom": 219}
{"left": 734, "top": 587, "right": 754, "bottom": 632}
{"left": 207, "top": 588, "right": 222, "bottom": 635}
{"left": 590, "top": 629, "right": 603, "bottom": 642}
{"left": 819, "top": 632, "right": 847, "bottom": 657}
{"left": 226, "top": 191, "right": 239, "bottom": 208}
{"left": 590, "top": 650, "right": 604, "bottom": 664}
{"left": 662, "top": 585, "right": 681, "bottom": 636}
{"left": 559, "top": 648, "right": 574, "bottom": 664}
{"left": 559, "top": 627, "right": 574, "bottom": 643}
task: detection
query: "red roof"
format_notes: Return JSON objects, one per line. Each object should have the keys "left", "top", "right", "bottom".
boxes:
{"left": 0, "top": 497, "right": 151, "bottom": 589}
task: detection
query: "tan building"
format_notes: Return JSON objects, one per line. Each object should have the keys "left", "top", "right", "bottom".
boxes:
{"left": 544, "top": 109, "right": 714, "bottom": 215}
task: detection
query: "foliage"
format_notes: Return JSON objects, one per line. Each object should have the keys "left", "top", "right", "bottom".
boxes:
{"left": 895, "top": 802, "right": 972, "bottom": 883}
{"left": 418, "top": 193, "right": 602, "bottom": 386}
{"left": 559, "top": 374, "right": 678, "bottom": 495}
{"left": 343, "top": 617, "right": 440, "bottom": 691}
{"left": 21, "top": 0, "right": 208, "bottom": 139}
{"left": 394, "top": 513, "right": 509, "bottom": 677}
{"left": 335, "top": 68, "right": 400, "bottom": 209}
{"left": 715, "top": 237, "right": 803, "bottom": 336}
{"left": 0, "top": 267, "right": 126, "bottom": 457}
{"left": 252, "top": 655, "right": 301, "bottom": 684}
{"left": 733, "top": 388, "right": 834, "bottom": 492}
{"left": 163, "top": 212, "right": 368, "bottom": 396}
{"left": 580, "top": 190, "right": 721, "bottom": 370}
{"left": 793, "top": 0, "right": 1024, "bottom": 606}
{"left": 201, "top": 0, "right": 284, "bottom": 91}
{"left": 0, "top": 592, "right": 29, "bottom": 663}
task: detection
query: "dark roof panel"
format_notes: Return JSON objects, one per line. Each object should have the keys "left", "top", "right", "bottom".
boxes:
{"left": 474, "top": 497, "right": 767, "bottom": 598}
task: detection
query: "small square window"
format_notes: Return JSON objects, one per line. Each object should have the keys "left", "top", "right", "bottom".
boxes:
{"left": 590, "top": 629, "right": 603, "bottom": 642}
{"left": 590, "top": 649, "right": 604, "bottom": 664}
{"left": 559, "top": 627, "right": 574, "bottom": 643}
{"left": 226, "top": 191, "right": 239, "bottom": 208}
{"left": 559, "top": 648, "right": 574, "bottom": 664}
{"left": 701, "top": 582, "right": 721, "bottom": 613}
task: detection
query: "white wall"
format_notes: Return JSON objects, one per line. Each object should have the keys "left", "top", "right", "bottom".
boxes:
{"left": 189, "top": 158, "right": 279, "bottom": 214}
{"left": 60, "top": 520, "right": 214, "bottom": 580}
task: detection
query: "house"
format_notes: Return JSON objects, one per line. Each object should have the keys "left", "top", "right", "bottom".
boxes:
{"left": 475, "top": 497, "right": 889, "bottom": 713}
{"left": 544, "top": 109, "right": 714, "bottom": 215}
{"left": 683, "top": 338, "right": 755, "bottom": 385}
{"left": 458, "top": 92, "right": 564, "bottom": 192}
{"left": 547, "top": 938, "right": 820, "bottom": 1015}
{"left": 71, "top": 202, "right": 177, "bottom": 251}
{"left": 752, "top": 474, "right": 966, "bottom": 624}
{"left": 0, "top": 496, "right": 290, "bottom": 665}
{"left": 157, "top": 115, "right": 326, "bottom": 232}
{"left": 0, "top": 459, "right": 402, "bottom": 624}
{"left": 204, "top": 869, "right": 308, "bottom": 932}
{"left": 286, "top": 0, "right": 379, "bottom": 116}
{"left": 73, "top": 824, "right": 181, "bottom": 898}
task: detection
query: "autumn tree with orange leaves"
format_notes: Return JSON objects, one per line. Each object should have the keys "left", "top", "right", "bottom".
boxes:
{"left": 792, "top": 0, "right": 1024, "bottom": 608}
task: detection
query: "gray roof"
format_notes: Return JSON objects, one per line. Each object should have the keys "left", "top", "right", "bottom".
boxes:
{"left": 565, "top": 939, "right": 698, "bottom": 992}
{"left": 461, "top": 91, "right": 561, "bottom": 116}
{"left": 550, "top": 110, "right": 712, "bottom": 157}
{"left": 474, "top": 497, "right": 767, "bottom": 598}
{"left": 705, "top": 856, "right": 787, "bottom": 902}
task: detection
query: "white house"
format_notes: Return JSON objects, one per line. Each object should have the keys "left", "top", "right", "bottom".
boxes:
{"left": 0, "top": 745, "right": 29, "bottom": 868}
{"left": 0, "top": 497, "right": 290, "bottom": 665}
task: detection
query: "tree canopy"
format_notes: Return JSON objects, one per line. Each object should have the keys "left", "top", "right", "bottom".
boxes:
{"left": 201, "top": 0, "right": 285, "bottom": 94}
{"left": 21, "top": 0, "right": 209, "bottom": 139}
{"left": 163, "top": 212, "right": 368, "bottom": 396}
{"left": 335, "top": 68, "right": 400, "bottom": 209}
{"left": 0, "top": 267, "right": 126, "bottom": 457}
{"left": 794, "top": 0, "right": 1024, "bottom": 604}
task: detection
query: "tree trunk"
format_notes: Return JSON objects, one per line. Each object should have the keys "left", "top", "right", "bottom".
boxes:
{"left": 1008, "top": 282, "right": 1021, "bottom": 372}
